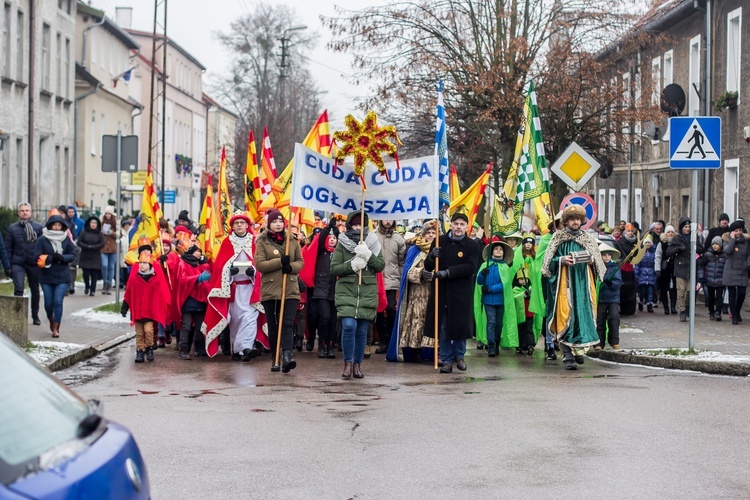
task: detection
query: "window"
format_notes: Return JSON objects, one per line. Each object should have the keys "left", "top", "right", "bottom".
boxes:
{"left": 663, "top": 195, "right": 671, "bottom": 223}
{"left": 724, "top": 159, "right": 739, "bottom": 221}
{"left": 727, "top": 8, "right": 741, "bottom": 99}
{"left": 90, "top": 111, "right": 96, "bottom": 156}
{"left": 663, "top": 50, "right": 673, "bottom": 86}
{"left": 64, "top": 38, "right": 70, "bottom": 98}
{"left": 608, "top": 189, "right": 616, "bottom": 227}
{"left": 1, "top": 134, "right": 9, "bottom": 205}
{"left": 651, "top": 56, "right": 661, "bottom": 105}
{"left": 620, "top": 188, "right": 629, "bottom": 222}
{"left": 15, "top": 10, "right": 22, "bottom": 80}
{"left": 55, "top": 145, "right": 60, "bottom": 200}
{"left": 15, "top": 138, "right": 22, "bottom": 202}
{"left": 2, "top": 3, "right": 10, "bottom": 77}
{"left": 41, "top": 23, "right": 50, "bottom": 90}
{"left": 64, "top": 147, "right": 70, "bottom": 199}
{"left": 99, "top": 29, "right": 105, "bottom": 69}
{"left": 688, "top": 35, "right": 701, "bottom": 116}
{"left": 55, "top": 33, "right": 61, "bottom": 94}
{"left": 633, "top": 188, "right": 642, "bottom": 227}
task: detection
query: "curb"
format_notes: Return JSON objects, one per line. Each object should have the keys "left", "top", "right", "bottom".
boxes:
{"left": 45, "top": 332, "right": 135, "bottom": 372}
{"left": 588, "top": 350, "right": 750, "bottom": 377}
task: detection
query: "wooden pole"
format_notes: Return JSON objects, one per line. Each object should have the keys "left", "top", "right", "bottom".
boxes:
{"left": 433, "top": 217, "right": 440, "bottom": 369}
{"left": 274, "top": 219, "right": 293, "bottom": 367}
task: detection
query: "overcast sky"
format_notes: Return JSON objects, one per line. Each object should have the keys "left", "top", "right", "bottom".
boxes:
{"left": 90, "top": 0, "right": 376, "bottom": 128}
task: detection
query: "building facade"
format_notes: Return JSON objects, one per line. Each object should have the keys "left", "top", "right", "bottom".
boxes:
{"left": 0, "top": 0, "right": 76, "bottom": 210}
{"left": 74, "top": 2, "right": 141, "bottom": 214}
{"left": 593, "top": 0, "right": 750, "bottom": 230}
{"left": 204, "top": 92, "right": 238, "bottom": 179}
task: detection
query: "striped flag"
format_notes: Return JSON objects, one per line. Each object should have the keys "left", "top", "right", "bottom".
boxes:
{"left": 259, "top": 127, "right": 277, "bottom": 200}
{"left": 244, "top": 130, "right": 262, "bottom": 221}
{"left": 449, "top": 164, "right": 461, "bottom": 203}
{"left": 435, "top": 80, "right": 450, "bottom": 207}
{"left": 217, "top": 146, "right": 232, "bottom": 237}
{"left": 449, "top": 164, "right": 491, "bottom": 229}
{"left": 126, "top": 164, "right": 164, "bottom": 263}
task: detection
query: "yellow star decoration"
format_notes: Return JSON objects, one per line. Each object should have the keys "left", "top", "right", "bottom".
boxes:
{"left": 333, "top": 111, "right": 401, "bottom": 183}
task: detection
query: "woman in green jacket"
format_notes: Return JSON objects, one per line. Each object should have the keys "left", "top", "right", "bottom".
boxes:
{"left": 330, "top": 211, "right": 385, "bottom": 379}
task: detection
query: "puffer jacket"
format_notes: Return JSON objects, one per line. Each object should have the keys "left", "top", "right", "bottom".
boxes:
{"left": 255, "top": 230, "right": 303, "bottom": 301}
{"left": 665, "top": 217, "right": 692, "bottom": 279}
{"left": 599, "top": 260, "right": 622, "bottom": 304}
{"left": 721, "top": 232, "right": 750, "bottom": 287}
{"left": 634, "top": 244, "right": 657, "bottom": 286}
{"left": 76, "top": 217, "right": 105, "bottom": 270}
{"left": 5, "top": 220, "right": 43, "bottom": 266}
{"left": 331, "top": 212, "right": 386, "bottom": 320}
{"left": 376, "top": 224, "right": 405, "bottom": 290}
{"left": 700, "top": 249, "right": 726, "bottom": 287}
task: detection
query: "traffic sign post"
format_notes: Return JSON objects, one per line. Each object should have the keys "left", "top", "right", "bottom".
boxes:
{"left": 559, "top": 192, "right": 597, "bottom": 230}
{"left": 669, "top": 116, "right": 722, "bottom": 350}
{"left": 550, "top": 142, "right": 601, "bottom": 191}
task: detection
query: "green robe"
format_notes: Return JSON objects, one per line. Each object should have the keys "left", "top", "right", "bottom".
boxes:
{"left": 529, "top": 234, "right": 552, "bottom": 341}
{"left": 473, "top": 257, "right": 522, "bottom": 348}
{"left": 515, "top": 247, "right": 542, "bottom": 343}
{"left": 546, "top": 239, "right": 600, "bottom": 347}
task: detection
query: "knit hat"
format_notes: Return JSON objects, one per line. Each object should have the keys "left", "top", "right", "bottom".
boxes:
{"left": 711, "top": 236, "right": 723, "bottom": 246}
{"left": 719, "top": 213, "right": 730, "bottom": 222}
{"left": 185, "top": 244, "right": 200, "bottom": 256}
{"left": 178, "top": 210, "right": 190, "bottom": 222}
{"left": 729, "top": 221, "right": 744, "bottom": 232}
{"left": 346, "top": 210, "right": 368, "bottom": 229}
{"left": 665, "top": 225, "right": 675, "bottom": 233}
{"left": 266, "top": 209, "right": 285, "bottom": 225}
{"left": 138, "top": 244, "right": 152, "bottom": 255}
{"left": 104, "top": 205, "right": 115, "bottom": 215}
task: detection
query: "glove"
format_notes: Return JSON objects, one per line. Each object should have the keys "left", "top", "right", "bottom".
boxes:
{"left": 354, "top": 242, "right": 372, "bottom": 262}
{"left": 351, "top": 256, "right": 367, "bottom": 272}
{"left": 197, "top": 270, "right": 211, "bottom": 283}
{"left": 655, "top": 270, "right": 661, "bottom": 279}
{"left": 52, "top": 253, "right": 64, "bottom": 263}
{"left": 245, "top": 265, "right": 255, "bottom": 278}
{"left": 481, "top": 268, "right": 490, "bottom": 276}
{"left": 481, "top": 284, "right": 490, "bottom": 294}
{"left": 230, "top": 266, "right": 239, "bottom": 276}
{"left": 280, "top": 255, "right": 291, "bottom": 266}
{"left": 430, "top": 247, "right": 441, "bottom": 259}
{"left": 328, "top": 217, "right": 337, "bottom": 229}
{"left": 435, "top": 270, "right": 448, "bottom": 280}
{"left": 120, "top": 301, "right": 129, "bottom": 317}
{"left": 421, "top": 269, "right": 434, "bottom": 282}
{"left": 282, "top": 264, "right": 293, "bottom": 275}
{"left": 160, "top": 254, "right": 168, "bottom": 264}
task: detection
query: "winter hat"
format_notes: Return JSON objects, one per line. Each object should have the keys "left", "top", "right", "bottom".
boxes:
{"left": 104, "top": 205, "right": 115, "bottom": 215}
{"left": 711, "top": 236, "right": 723, "bottom": 246}
{"left": 229, "top": 211, "right": 252, "bottom": 227}
{"left": 266, "top": 209, "right": 285, "bottom": 225}
{"left": 729, "top": 221, "right": 744, "bottom": 232}
{"left": 138, "top": 244, "right": 152, "bottom": 255}
{"left": 665, "top": 225, "right": 675, "bottom": 233}
{"left": 678, "top": 218, "right": 691, "bottom": 230}
{"left": 719, "top": 213, "right": 730, "bottom": 222}
{"left": 178, "top": 210, "right": 190, "bottom": 222}
{"left": 185, "top": 244, "right": 200, "bottom": 256}
{"left": 421, "top": 220, "right": 438, "bottom": 235}
{"left": 561, "top": 204, "right": 587, "bottom": 224}
{"left": 451, "top": 212, "right": 469, "bottom": 223}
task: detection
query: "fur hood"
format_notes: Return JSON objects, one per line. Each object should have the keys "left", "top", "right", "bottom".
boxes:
{"left": 722, "top": 232, "right": 750, "bottom": 242}
{"left": 541, "top": 229, "right": 606, "bottom": 280}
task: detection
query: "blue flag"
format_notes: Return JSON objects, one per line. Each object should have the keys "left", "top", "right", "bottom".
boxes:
{"left": 435, "top": 80, "right": 449, "bottom": 207}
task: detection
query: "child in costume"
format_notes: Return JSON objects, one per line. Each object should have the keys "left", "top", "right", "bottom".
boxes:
{"left": 596, "top": 243, "right": 622, "bottom": 350}
{"left": 121, "top": 247, "right": 171, "bottom": 363}
{"left": 474, "top": 239, "right": 520, "bottom": 357}
{"left": 173, "top": 245, "right": 212, "bottom": 359}
{"left": 514, "top": 234, "right": 538, "bottom": 355}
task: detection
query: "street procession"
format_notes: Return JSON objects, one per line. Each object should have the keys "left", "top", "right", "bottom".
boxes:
{"left": 2, "top": 0, "right": 750, "bottom": 498}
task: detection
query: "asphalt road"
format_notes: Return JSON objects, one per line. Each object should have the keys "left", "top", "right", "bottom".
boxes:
{"left": 64, "top": 345, "right": 750, "bottom": 499}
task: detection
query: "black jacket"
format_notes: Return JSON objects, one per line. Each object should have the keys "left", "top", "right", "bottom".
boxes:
{"left": 699, "top": 249, "right": 726, "bottom": 287}
{"left": 0, "top": 233, "right": 10, "bottom": 274}
{"left": 34, "top": 234, "right": 78, "bottom": 285}
{"left": 5, "top": 220, "right": 43, "bottom": 266}
{"left": 77, "top": 217, "right": 105, "bottom": 270}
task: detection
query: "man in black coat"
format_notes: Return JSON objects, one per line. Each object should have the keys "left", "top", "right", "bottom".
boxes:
{"left": 4, "top": 202, "right": 43, "bottom": 324}
{"left": 423, "top": 212, "right": 480, "bottom": 373}
{"left": 705, "top": 213, "right": 730, "bottom": 251}
{"left": 176, "top": 210, "right": 199, "bottom": 235}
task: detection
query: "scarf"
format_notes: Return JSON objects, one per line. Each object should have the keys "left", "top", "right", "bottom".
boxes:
{"left": 20, "top": 219, "right": 37, "bottom": 243}
{"left": 408, "top": 234, "right": 433, "bottom": 253}
{"left": 42, "top": 228, "right": 67, "bottom": 255}
{"left": 181, "top": 253, "right": 201, "bottom": 267}
{"left": 622, "top": 231, "right": 636, "bottom": 243}
{"left": 541, "top": 227, "right": 606, "bottom": 280}
{"left": 324, "top": 240, "right": 336, "bottom": 253}
{"left": 268, "top": 229, "right": 285, "bottom": 245}
{"left": 447, "top": 230, "right": 466, "bottom": 242}
{"left": 338, "top": 230, "right": 382, "bottom": 256}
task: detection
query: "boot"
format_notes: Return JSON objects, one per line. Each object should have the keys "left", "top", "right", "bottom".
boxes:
{"left": 178, "top": 349, "right": 191, "bottom": 360}
{"left": 84, "top": 285, "right": 89, "bottom": 295}
{"left": 51, "top": 322, "right": 60, "bottom": 338}
{"left": 326, "top": 342, "right": 336, "bottom": 359}
{"left": 647, "top": 303, "right": 654, "bottom": 313}
{"left": 318, "top": 343, "right": 326, "bottom": 358}
{"left": 679, "top": 311, "right": 687, "bottom": 322}
{"left": 364, "top": 345, "right": 371, "bottom": 358}
{"left": 294, "top": 335, "right": 303, "bottom": 352}
{"left": 89, "top": 283, "right": 96, "bottom": 296}
{"left": 305, "top": 336, "right": 315, "bottom": 352}
{"left": 376, "top": 339, "right": 389, "bottom": 354}
{"left": 281, "top": 349, "right": 297, "bottom": 373}
{"left": 145, "top": 347, "right": 154, "bottom": 362}
{"left": 342, "top": 361, "right": 353, "bottom": 378}
{"left": 715, "top": 311, "right": 722, "bottom": 321}
{"left": 352, "top": 363, "right": 364, "bottom": 378}
{"left": 440, "top": 361, "right": 453, "bottom": 373}
{"left": 48, "top": 316, "right": 54, "bottom": 332}
{"left": 135, "top": 350, "right": 145, "bottom": 363}
{"left": 487, "top": 344, "right": 497, "bottom": 357}
{"left": 664, "top": 304, "right": 670, "bottom": 315}
{"left": 32, "top": 314, "right": 41, "bottom": 326}
{"left": 455, "top": 358, "right": 467, "bottom": 371}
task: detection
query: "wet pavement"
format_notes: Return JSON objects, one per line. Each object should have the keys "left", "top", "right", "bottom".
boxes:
{"left": 65, "top": 341, "right": 750, "bottom": 499}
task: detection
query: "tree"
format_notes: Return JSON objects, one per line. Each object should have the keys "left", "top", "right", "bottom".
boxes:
{"left": 325, "top": 0, "right": 662, "bottom": 198}
{"left": 209, "top": 2, "right": 324, "bottom": 203}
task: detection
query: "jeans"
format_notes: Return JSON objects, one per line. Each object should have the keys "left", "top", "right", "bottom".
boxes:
{"left": 341, "top": 317, "right": 369, "bottom": 363}
{"left": 596, "top": 302, "right": 620, "bottom": 347}
{"left": 439, "top": 310, "right": 466, "bottom": 363}
{"left": 12, "top": 264, "right": 40, "bottom": 317}
{"left": 484, "top": 304, "right": 504, "bottom": 346}
{"left": 637, "top": 284, "right": 655, "bottom": 305}
{"left": 41, "top": 282, "right": 68, "bottom": 323}
{"left": 101, "top": 253, "right": 117, "bottom": 285}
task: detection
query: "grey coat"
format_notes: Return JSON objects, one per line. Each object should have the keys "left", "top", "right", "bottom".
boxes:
{"left": 721, "top": 232, "right": 750, "bottom": 287}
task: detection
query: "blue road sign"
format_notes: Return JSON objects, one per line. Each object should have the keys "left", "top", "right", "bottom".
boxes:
{"left": 158, "top": 190, "right": 177, "bottom": 204}
{"left": 559, "top": 192, "right": 597, "bottom": 230}
{"left": 669, "top": 116, "right": 721, "bottom": 169}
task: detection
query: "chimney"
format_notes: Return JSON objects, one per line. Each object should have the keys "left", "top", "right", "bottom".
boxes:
{"left": 115, "top": 7, "right": 132, "bottom": 29}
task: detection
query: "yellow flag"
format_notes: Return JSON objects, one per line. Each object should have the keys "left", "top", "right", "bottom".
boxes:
{"left": 126, "top": 165, "right": 163, "bottom": 264}
{"left": 244, "top": 131, "right": 262, "bottom": 222}
{"left": 450, "top": 164, "right": 461, "bottom": 203}
{"left": 449, "top": 165, "right": 491, "bottom": 229}
{"left": 198, "top": 179, "right": 215, "bottom": 260}
{"left": 217, "top": 146, "right": 231, "bottom": 235}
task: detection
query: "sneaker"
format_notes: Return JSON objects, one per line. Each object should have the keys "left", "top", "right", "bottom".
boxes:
{"left": 546, "top": 347, "right": 557, "bottom": 360}
{"left": 526, "top": 346, "right": 535, "bottom": 356}
{"left": 145, "top": 347, "right": 154, "bottom": 362}
{"left": 611, "top": 344, "right": 621, "bottom": 349}
{"left": 574, "top": 355, "right": 585, "bottom": 365}
{"left": 178, "top": 350, "right": 191, "bottom": 360}
{"left": 647, "top": 303, "right": 654, "bottom": 313}
{"left": 477, "top": 342, "right": 484, "bottom": 350}
{"left": 135, "top": 350, "right": 145, "bottom": 363}
{"left": 440, "top": 362, "right": 453, "bottom": 373}
{"left": 364, "top": 345, "right": 371, "bottom": 358}
{"left": 594, "top": 345, "right": 602, "bottom": 351}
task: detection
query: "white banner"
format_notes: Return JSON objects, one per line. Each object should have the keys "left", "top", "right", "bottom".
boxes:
{"left": 290, "top": 144, "right": 440, "bottom": 220}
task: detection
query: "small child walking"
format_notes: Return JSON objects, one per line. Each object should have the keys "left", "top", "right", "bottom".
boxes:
{"left": 475, "top": 240, "right": 519, "bottom": 357}
{"left": 699, "top": 236, "right": 726, "bottom": 321}
{"left": 596, "top": 243, "right": 622, "bottom": 350}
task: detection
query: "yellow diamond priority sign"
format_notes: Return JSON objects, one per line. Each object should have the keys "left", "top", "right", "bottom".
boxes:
{"left": 550, "top": 142, "right": 600, "bottom": 191}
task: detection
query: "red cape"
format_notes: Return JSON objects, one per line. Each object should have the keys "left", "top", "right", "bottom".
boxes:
{"left": 171, "top": 258, "right": 212, "bottom": 329}
{"left": 203, "top": 233, "right": 267, "bottom": 357}
{"left": 300, "top": 233, "right": 321, "bottom": 289}
{"left": 124, "top": 267, "right": 171, "bottom": 327}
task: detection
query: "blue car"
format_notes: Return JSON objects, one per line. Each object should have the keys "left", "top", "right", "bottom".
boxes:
{"left": 0, "top": 333, "right": 149, "bottom": 499}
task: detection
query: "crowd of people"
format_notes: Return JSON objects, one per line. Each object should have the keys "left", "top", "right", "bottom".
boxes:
{"left": 2, "top": 200, "right": 747, "bottom": 374}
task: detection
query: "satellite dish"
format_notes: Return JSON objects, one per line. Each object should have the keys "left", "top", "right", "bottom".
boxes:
{"left": 660, "top": 84, "right": 686, "bottom": 116}
{"left": 597, "top": 157, "right": 614, "bottom": 179}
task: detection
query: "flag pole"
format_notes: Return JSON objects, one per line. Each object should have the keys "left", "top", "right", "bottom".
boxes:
{"left": 274, "top": 212, "right": 293, "bottom": 368}
{"left": 433, "top": 217, "right": 440, "bottom": 370}
{"left": 359, "top": 187, "right": 365, "bottom": 285}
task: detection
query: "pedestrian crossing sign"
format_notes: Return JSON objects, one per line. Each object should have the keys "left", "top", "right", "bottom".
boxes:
{"left": 669, "top": 116, "right": 721, "bottom": 169}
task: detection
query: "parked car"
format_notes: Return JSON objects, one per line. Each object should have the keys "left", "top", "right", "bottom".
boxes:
{"left": 0, "top": 333, "right": 149, "bottom": 498}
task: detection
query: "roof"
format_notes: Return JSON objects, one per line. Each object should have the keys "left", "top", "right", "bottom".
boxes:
{"left": 77, "top": 2, "right": 140, "bottom": 50}
{"left": 202, "top": 93, "right": 239, "bottom": 118}
{"left": 75, "top": 63, "right": 143, "bottom": 110}
{"left": 125, "top": 28, "right": 206, "bottom": 71}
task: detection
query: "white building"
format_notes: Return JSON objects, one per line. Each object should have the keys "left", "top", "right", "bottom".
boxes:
{"left": 0, "top": 0, "right": 76, "bottom": 210}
